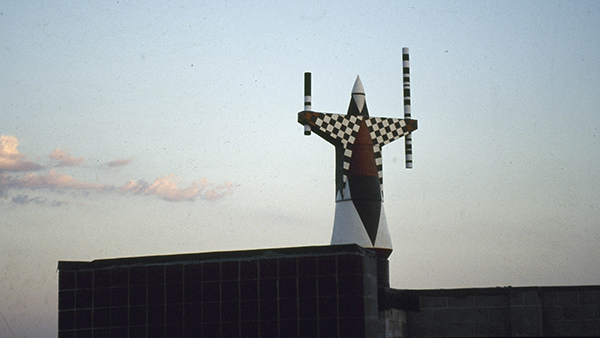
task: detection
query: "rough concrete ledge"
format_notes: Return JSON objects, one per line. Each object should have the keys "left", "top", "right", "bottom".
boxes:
{"left": 399, "top": 285, "right": 600, "bottom": 298}
{"left": 401, "top": 285, "right": 600, "bottom": 337}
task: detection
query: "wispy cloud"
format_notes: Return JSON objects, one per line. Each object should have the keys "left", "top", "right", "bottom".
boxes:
{"left": 121, "top": 175, "right": 234, "bottom": 201}
{"left": 12, "top": 194, "right": 45, "bottom": 205}
{"left": 11, "top": 194, "right": 67, "bottom": 206}
{"left": 0, "top": 135, "right": 44, "bottom": 172}
{"left": 0, "top": 170, "right": 110, "bottom": 197}
{"left": 106, "top": 158, "right": 133, "bottom": 168}
{"left": 49, "top": 148, "right": 85, "bottom": 167}
{"left": 18, "top": 170, "right": 109, "bottom": 191}
{"left": 0, "top": 136, "right": 235, "bottom": 205}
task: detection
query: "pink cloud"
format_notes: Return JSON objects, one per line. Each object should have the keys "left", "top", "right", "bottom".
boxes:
{"left": 0, "top": 171, "right": 108, "bottom": 201}
{"left": 2, "top": 171, "right": 234, "bottom": 204}
{"left": 19, "top": 170, "right": 108, "bottom": 191}
{"left": 0, "top": 135, "right": 44, "bottom": 172}
{"left": 205, "top": 181, "right": 235, "bottom": 200}
{"left": 0, "top": 136, "right": 235, "bottom": 205}
{"left": 49, "top": 148, "right": 85, "bottom": 167}
{"left": 1, "top": 170, "right": 109, "bottom": 195}
{"left": 121, "top": 175, "right": 234, "bottom": 201}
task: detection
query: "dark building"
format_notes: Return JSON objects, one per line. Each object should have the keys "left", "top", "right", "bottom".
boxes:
{"left": 58, "top": 245, "right": 600, "bottom": 337}
{"left": 58, "top": 245, "right": 405, "bottom": 337}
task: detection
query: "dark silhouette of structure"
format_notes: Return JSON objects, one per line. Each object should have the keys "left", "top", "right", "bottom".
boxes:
{"left": 58, "top": 244, "right": 600, "bottom": 337}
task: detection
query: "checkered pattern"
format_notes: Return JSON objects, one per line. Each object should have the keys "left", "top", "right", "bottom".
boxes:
{"left": 302, "top": 112, "right": 361, "bottom": 197}
{"left": 374, "top": 146, "right": 383, "bottom": 186}
{"left": 300, "top": 111, "right": 411, "bottom": 200}
{"left": 366, "top": 118, "right": 411, "bottom": 146}
{"left": 366, "top": 118, "right": 411, "bottom": 196}
{"left": 310, "top": 113, "right": 363, "bottom": 144}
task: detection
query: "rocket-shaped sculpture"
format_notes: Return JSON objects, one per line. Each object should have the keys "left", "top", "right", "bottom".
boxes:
{"left": 298, "top": 72, "right": 417, "bottom": 258}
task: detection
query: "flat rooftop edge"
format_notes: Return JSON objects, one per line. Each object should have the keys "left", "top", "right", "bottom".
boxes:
{"left": 394, "top": 284, "right": 600, "bottom": 295}
{"left": 57, "top": 244, "right": 375, "bottom": 271}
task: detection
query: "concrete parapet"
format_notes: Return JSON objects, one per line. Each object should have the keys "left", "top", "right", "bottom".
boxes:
{"left": 405, "top": 286, "right": 600, "bottom": 337}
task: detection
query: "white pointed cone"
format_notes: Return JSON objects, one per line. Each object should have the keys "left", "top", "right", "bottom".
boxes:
{"left": 352, "top": 75, "right": 365, "bottom": 112}
{"left": 352, "top": 75, "right": 365, "bottom": 94}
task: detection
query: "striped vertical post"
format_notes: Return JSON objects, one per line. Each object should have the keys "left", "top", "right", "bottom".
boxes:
{"left": 402, "top": 48, "right": 413, "bottom": 169}
{"left": 304, "top": 72, "right": 312, "bottom": 135}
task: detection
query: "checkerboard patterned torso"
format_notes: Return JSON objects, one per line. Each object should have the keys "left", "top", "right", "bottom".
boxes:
{"left": 298, "top": 111, "right": 413, "bottom": 199}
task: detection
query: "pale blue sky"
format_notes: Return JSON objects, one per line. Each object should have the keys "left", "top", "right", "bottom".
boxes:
{"left": 1, "top": 1, "right": 600, "bottom": 336}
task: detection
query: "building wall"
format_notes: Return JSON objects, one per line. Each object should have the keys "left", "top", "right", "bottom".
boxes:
{"left": 405, "top": 286, "right": 600, "bottom": 337}
{"left": 58, "top": 245, "right": 382, "bottom": 338}
{"left": 58, "top": 245, "right": 600, "bottom": 337}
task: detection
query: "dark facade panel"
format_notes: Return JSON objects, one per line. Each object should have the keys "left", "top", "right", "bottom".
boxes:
{"left": 58, "top": 244, "right": 379, "bottom": 338}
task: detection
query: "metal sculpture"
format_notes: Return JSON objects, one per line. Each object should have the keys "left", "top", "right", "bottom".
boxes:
{"left": 298, "top": 48, "right": 418, "bottom": 258}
